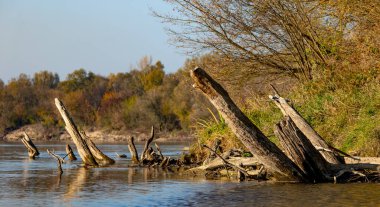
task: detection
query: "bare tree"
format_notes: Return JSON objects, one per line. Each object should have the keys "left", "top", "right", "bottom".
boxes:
{"left": 156, "top": 0, "right": 330, "bottom": 81}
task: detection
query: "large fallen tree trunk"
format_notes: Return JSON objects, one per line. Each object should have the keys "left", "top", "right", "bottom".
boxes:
{"left": 274, "top": 117, "right": 330, "bottom": 182}
{"left": 55, "top": 98, "right": 114, "bottom": 166}
{"left": 191, "top": 67, "right": 306, "bottom": 181}
{"left": 21, "top": 132, "right": 40, "bottom": 159}
{"left": 269, "top": 86, "right": 342, "bottom": 164}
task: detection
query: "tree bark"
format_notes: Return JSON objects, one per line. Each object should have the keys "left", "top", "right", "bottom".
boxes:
{"left": 190, "top": 67, "right": 306, "bottom": 181}
{"left": 55, "top": 98, "right": 98, "bottom": 166}
{"left": 274, "top": 117, "right": 330, "bottom": 182}
{"left": 66, "top": 144, "right": 77, "bottom": 161}
{"left": 127, "top": 136, "right": 140, "bottom": 164}
{"left": 21, "top": 132, "right": 39, "bottom": 159}
{"left": 269, "top": 90, "right": 342, "bottom": 164}
{"left": 55, "top": 98, "right": 114, "bottom": 166}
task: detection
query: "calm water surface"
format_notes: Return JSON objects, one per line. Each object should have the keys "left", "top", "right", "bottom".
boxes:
{"left": 0, "top": 143, "right": 379, "bottom": 207}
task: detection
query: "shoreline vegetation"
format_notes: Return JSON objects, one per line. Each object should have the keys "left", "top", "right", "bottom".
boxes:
{"left": 1, "top": 1, "right": 380, "bottom": 184}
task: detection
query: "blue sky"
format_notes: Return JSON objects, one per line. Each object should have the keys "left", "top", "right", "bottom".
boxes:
{"left": 0, "top": 0, "right": 187, "bottom": 82}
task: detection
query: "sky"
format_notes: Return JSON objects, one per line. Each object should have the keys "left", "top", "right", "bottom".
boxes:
{"left": 0, "top": 0, "right": 187, "bottom": 82}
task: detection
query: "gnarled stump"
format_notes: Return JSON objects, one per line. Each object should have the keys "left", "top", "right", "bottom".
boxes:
{"left": 127, "top": 136, "right": 139, "bottom": 164}
{"left": 274, "top": 117, "right": 329, "bottom": 182}
{"left": 21, "top": 132, "right": 40, "bottom": 159}
{"left": 141, "top": 126, "right": 154, "bottom": 161}
{"left": 191, "top": 67, "right": 306, "bottom": 181}
{"left": 66, "top": 144, "right": 77, "bottom": 161}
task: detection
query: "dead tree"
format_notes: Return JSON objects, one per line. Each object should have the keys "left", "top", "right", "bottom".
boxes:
{"left": 269, "top": 85, "right": 342, "bottom": 164}
{"left": 47, "top": 149, "right": 64, "bottom": 175}
{"left": 191, "top": 67, "right": 306, "bottom": 181}
{"left": 55, "top": 98, "right": 114, "bottom": 166}
{"left": 274, "top": 117, "right": 330, "bottom": 182}
{"left": 141, "top": 126, "right": 155, "bottom": 161}
{"left": 155, "top": 143, "right": 164, "bottom": 160}
{"left": 66, "top": 144, "right": 77, "bottom": 161}
{"left": 127, "top": 136, "right": 140, "bottom": 164}
{"left": 21, "top": 132, "right": 40, "bottom": 159}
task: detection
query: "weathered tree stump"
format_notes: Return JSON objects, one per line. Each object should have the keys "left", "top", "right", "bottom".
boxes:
{"left": 141, "top": 126, "right": 155, "bottom": 161}
{"left": 55, "top": 98, "right": 114, "bottom": 166}
{"left": 47, "top": 149, "right": 64, "bottom": 175}
{"left": 66, "top": 144, "right": 77, "bottom": 161}
{"left": 127, "top": 136, "right": 140, "bottom": 164}
{"left": 191, "top": 67, "right": 306, "bottom": 181}
{"left": 274, "top": 117, "right": 330, "bottom": 182}
{"left": 269, "top": 85, "right": 342, "bottom": 164}
{"left": 21, "top": 132, "right": 40, "bottom": 159}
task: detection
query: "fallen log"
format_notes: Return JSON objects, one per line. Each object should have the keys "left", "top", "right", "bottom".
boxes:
{"left": 55, "top": 98, "right": 114, "bottom": 166}
{"left": 127, "top": 136, "right": 140, "bottom": 164}
{"left": 269, "top": 85, "right": 342, "bottom": 164}
{"left": 21, "top": 132, "right": 40, "bottom": 159}
{"left": 191, "top": 67, "right": 306, "bottom": 181}
{"left": 66, "top": 144, "right": 77, "bottom": 161}
{"left": 274, "top": 117, "right": 330, "bottom": 182}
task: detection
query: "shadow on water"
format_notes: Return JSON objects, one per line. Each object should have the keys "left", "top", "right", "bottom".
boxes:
{"left": 0, "top": 143, "right": 379, "bottom": 206}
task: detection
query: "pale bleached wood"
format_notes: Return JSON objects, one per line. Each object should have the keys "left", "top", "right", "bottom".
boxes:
{"left": 141, "top": 126, "right": 154, "bottom": 161}
{"left": 127, "top": 136, "right": 140, "bottom": 164}
{"left": 80, "top": 131, "right": 115, "bottom": 166}
{"left": 191, "top": 67, "right": 306, "bottom": 181}
{"left": 55, "top": 98, "right": 98, "bottom": 166}
{"left": 269, "top": 92, "right": 342, "bottom": 164}
{"left": 21, "top": 132, "right": 39, "bottom": 159}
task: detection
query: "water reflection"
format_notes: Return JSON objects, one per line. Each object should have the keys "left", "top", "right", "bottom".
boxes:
{"left": 1, "top": 143, "right": 379, "bottom": 207}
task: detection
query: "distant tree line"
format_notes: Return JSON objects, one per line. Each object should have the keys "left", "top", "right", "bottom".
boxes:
{"left": 0, "top": 57, "right": 213, "bottom": 135}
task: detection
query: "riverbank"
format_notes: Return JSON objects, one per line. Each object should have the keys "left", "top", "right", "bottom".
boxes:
{"left": 1, "top": 123, "right": 194, "bottom": 143}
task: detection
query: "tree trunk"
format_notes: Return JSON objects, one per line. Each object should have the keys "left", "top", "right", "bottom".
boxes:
{"left": 66, "top": 144, "right": 77, "bottom": 161}
{"left": 55, "top": 98, "right": 114, "bottom": 166}
{"left": 190, "top": 67, "right": 306, "bottom": 181}
{"left": 269, "top": 91, "right": 342, "bottom": 164}
{"left": 127, "top": 136, "right": 140, "bottom": 164}
{"left": 21, "top": 132, "right": 39, "bottom": 159}
{"left": 274, "top": 117, "right": 329, "bottom": 182}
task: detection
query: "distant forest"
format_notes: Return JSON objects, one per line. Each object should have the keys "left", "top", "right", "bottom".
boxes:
{"left": 0, "top": 57, "right": 213, "bottom": 135}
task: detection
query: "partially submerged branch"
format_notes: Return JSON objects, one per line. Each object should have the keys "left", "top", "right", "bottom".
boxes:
{"left": 21, "top": 132, "right": 39, "bottom": 159}
{"left": 47, "top": 149, "right": 64, "bottom": 175}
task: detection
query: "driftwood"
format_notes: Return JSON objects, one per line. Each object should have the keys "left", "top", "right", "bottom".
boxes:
{"left": 191, "top": 68, "right": 379, "bottom": 183}
{"left": 203, "top": 139, "right": 221, "bottom": 165}
{"left": 21, "top": 132, "right": 40, "bottom": 159}
{"left": 47, "top": 149, "right": 64, "bottom": 175}
{"left": 191, "top": 67, "right": 306, "bottom": 181}
{"left": 127, "top": 136, "right": 139, "bottom": 164}
{"left": 141, "top": 126, "right": 155, "bottom": 161}
{"left": 269, "top": 84, "right": 342, "bottom": 164}
{"left": 274, "top": 117, "right": 329, "bottom": 182}
{"left": 55, "top": 98, "right": 114, "bottom": 166}
{"left": 66, "top": 144, "right": 77, "bottom": 161}
{"left": 155, "top": 143, "right": 164, "bottom": 160}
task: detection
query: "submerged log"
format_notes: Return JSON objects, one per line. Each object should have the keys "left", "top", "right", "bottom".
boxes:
{"left": 127, "top": 136, "right": 140, "bottom": 164}
{"left": 66, "top": 144, "right": 77, "bottom": 161}
{"left": 274, "top": 117, "right": 330, "bottom": 182}
{"left": 141, "top": 126, "right": 154, "bottom": 161}
{"left": 191, "top": 67, "right": 306, "bottom": 181}
{"left": 269, "top": 85, "right": 342, "bottom": 164}
{"left": 55, "top": 98, "right": 114, "bottom": 166}
{"left": 21, "top": 132, "right": 40, "bottom": 159}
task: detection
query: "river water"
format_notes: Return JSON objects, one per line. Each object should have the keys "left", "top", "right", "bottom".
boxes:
{"left": 0, "top": 143, "right": 379, "bottom": 207}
